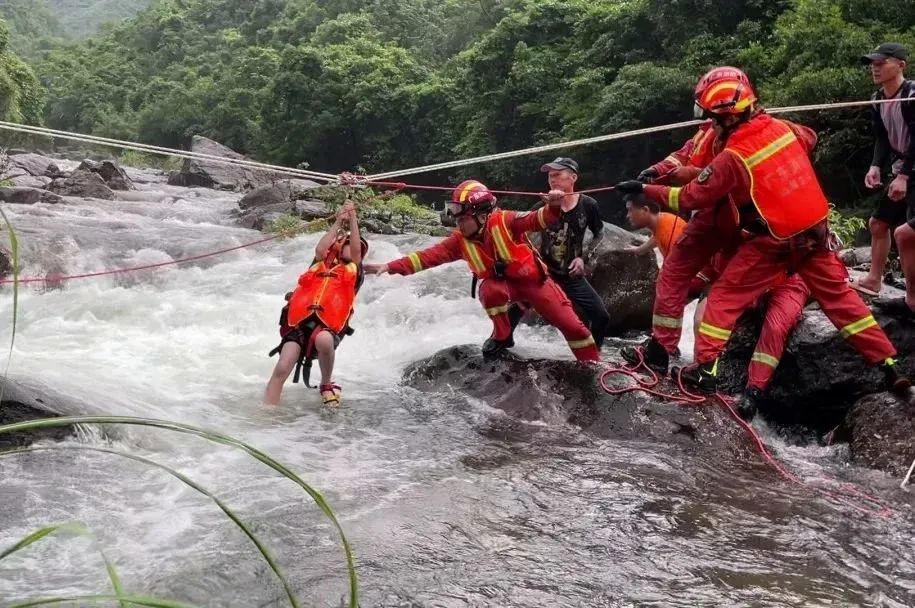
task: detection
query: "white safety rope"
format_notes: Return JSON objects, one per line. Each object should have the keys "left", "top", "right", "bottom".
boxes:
{"left": 365, "top": 97, "right": 914, "bottom": 180}
{"left": 0, "top": 120, "right": 338, "bottom": 182}
{"left": 0, "top": 96, "right": 912, "bottom": 184}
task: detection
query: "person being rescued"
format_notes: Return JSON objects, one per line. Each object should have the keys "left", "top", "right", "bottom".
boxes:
{"left": 263, "top": 201, "right": 367, "bottom": 406}
{"left": 364, "top": 180, "right": 600, "bottom": 362}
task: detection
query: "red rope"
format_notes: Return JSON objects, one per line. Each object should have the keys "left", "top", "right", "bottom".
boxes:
{"left": 599, "top": 348, "right": 896, "bottom": 518}
{"left": 0, "top": 234, "right": 281, "bottom": 285}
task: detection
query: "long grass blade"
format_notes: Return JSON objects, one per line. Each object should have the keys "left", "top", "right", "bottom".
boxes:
{"left": 0, "top": 523, "right": 89, "bottom": 560}
{"left": 0, "top": 522, "right": 127, "bottom": 606}
{"left": 0, "top": 204, "right": 20, "bottom": 404}
{"left": 0, "top": 416, "right": 359, "bottom": 607}
{"left": 8, "top": 594, "right": 199, "bottom": 608}
{"left": 0, "top": 445, "right": 300, "bottom": 608}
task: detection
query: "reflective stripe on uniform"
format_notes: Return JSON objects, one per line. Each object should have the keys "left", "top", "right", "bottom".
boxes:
{"left": 463, "top": 241, "right": 487, "bottom": 274}
{"left": 751, "top": 351, "right": 780, "bottom": 368}
{"left": 668, "top": 187, "right": 682, "bottom": 212}
{"left": 485, "top": 304, "right": 511, "bottom": 317}
{"left": 408, "top": 252, "right": 422, "bottom": 273}
{"left": 839, "top": 315, "right": 878, "bottom": 339}
{"left": 567, "top": 335, "right": 596, "bottom": 350}
{"left": 536, "top": 206, "right": 548, "bottom": 229}
{"left": 745, "top": 132, "right": 795, "bottom": 168}
{"left": 664, "top": 155, "right": 683, "bottom": 168}
{"left": 699, "top": 322, "right": 732, "bottom": 341}
{"left": 652, "top": 314, "right": 682, "bottom": 329}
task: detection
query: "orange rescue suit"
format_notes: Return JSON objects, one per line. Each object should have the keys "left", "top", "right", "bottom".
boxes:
{"left": 287, "top": 260, "right": 359, "bottom": 334}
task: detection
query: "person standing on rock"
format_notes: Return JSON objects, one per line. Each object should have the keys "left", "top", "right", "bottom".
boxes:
{"left": 854, "top": 43, "right": 915, "bottom": 313}
{"left": 364, "top": 180, "right": 600, "bottom": 362}
{"left": 264, "top": 201, "right": 367, "bottom": 406}
{"left": 618, "top": 68, "right": 815, "bottom": 370}
{"left": 615, "top": 67, "right": 911, "bottom": 397}
{"left": 530, "top": 157, "right": 611, "bottom": 348}
{"left": 625, "top": 193, "right": 812, "bottom": 420}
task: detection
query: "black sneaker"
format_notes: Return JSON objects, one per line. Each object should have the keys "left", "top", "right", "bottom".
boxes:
{"left": 620, "top": 337, "right": 669, "bottom": 373}
{"left": 677, "top": 360, "right": 718, "bottom": 394}
{"left": 482, "top": 336, "right": 514, "bottom": 358}
{"left": 880, "top": 359, "right": 911, "bottom": 395}
{"left": 735, "top": 386, "right": 764, "bottom": 422}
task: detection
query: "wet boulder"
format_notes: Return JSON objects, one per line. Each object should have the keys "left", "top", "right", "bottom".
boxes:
{"left": 403, "top": 344, "right": 745, "bottom": 450}
{"left": 77, "top": 159, "right": 134, "bottom": 191}
{"left": 0, "top": 186, "right": 63, "bottom": 205}
{"left": 839, "top": 246, "right": 872, "bottom": 268}
{"left": 4, "top": 153, "right": 60, "bottom": 178}
{"left": 0, "top": 248, "right": 11, "bottom": 280}
{"left": 716, "top": 297, "right": 915, "bottom": 431}
{"left": 10, "top": 175, "right": 51, "bottom": 189}
{"left": 48, "top": 170, "right": 116, "bottom": 200}
{"left": 237, "top": 179, "right": 322, "bottom": 211}
{"left": 0, "top": 378, "right": 75, "bottom": 449}
{"left": 585, "top": 223, "right": 658, "bottom": 335}
{"left": 844, "top": 392, "right": 915, "bottom": 476}
{"left": 167, "top": 136, "right": 283, "bottom": 191}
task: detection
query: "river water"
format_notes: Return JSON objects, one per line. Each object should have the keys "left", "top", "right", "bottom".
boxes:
{"left": 0, "top": 170, "right": 912, "bottom": 607}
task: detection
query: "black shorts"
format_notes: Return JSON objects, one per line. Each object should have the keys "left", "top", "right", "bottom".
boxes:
{"left": 872, "top": 181, "right": 915, "bottom": 229}
{"left": 278, "top": 318, "right": 341, "bottom": 353}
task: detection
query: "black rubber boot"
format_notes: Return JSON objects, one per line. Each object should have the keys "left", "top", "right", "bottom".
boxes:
{"left": 677, "top": 360, "right": 718, "bottom": 394}
{"left": 880, "top": 359, "right": 912, "bottom": 395}
{"left": 507, "top": 304, "right": 524, "bottom": 331}
{"left": 482, "top": 336, "right": 514, "bottom": 358}
{"left": 735, "top": 387, "right": 764, "bottom": 422}
{"left": 620, "top": 337, "right": 669, "bottom": 374}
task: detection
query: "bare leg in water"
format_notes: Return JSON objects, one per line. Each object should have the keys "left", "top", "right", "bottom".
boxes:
{"left": 263, "top": 341, "right": 302, "bottom": 405}
{"left": 314, "top": 330, "right": 340, "bottom": 403}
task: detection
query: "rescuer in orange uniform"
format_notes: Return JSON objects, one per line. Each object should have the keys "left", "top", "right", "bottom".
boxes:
{"left": 625, "top": 193, "right": 811, "bottom": 420}
{"left": 264, "top": 201, "right": 368, "bottom": 406}
{"left": 615, "top": 68, "right": 911, "bottom": 399}
{"left": 622, "top": 68, "right": 819, "bottom": 379}
{"left": 364, "top": 180, "right": 600, "bottom": 362}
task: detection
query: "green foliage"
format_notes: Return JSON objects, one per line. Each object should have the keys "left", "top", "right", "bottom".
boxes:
{"left": 266, "top": 213, "right": 310, "bottom": 235}
{"left": 117, "top": 149, "right": 182, "bottom": 171}
{"left": 0, "top": 18, "right": 45, "bottom": 124}
{"left": 828, "top": 205, "right": 867, "bottom": 247}
{"left": 10, "top": 0, "right": 914, "bottom": 209}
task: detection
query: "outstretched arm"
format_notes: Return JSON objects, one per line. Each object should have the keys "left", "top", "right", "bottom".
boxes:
{"left": 365, "top": 232, "right": 465, "bottom": 275}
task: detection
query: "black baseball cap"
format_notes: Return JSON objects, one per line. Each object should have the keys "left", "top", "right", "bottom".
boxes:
{"left": 540, "top": 157, "right": 579, "bottom": 174}
{"left": 862, "top": 42, "right": 909, "bottom": 63}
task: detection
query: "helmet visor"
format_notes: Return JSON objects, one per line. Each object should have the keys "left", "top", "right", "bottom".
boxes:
{"left": 445, "top": 201, "right": 467, "bottom": 217}
{"left": 693, "top": 102, "right": 706, "bottom": 119}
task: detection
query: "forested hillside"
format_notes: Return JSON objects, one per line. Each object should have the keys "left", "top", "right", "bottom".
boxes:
{"left": 11, "top": 0, "right": 915, "bottom": 204}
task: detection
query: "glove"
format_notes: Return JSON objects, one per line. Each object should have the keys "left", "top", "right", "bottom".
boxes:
{"left": 615, "top": 180, "right": 644, "bottom": 195}
{"left": 637, "top": 167, "right": 660, "bottom": 184}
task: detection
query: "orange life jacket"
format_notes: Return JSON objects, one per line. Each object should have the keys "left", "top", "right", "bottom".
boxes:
{"left": 725, "top": 114, "right": 829, "bottom": 240}
{"left": 458, "top": 210, "right": 545, "bottom": 282}
{"left": 287, "top": 260, "right": 359, "bottom": 334}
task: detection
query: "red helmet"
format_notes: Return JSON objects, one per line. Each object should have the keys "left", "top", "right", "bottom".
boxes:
{"left": 446, "top": 180, "right": 496, "bottom": 217}
{"left": 693, "top": 66, "right": 757, "bottom": 117}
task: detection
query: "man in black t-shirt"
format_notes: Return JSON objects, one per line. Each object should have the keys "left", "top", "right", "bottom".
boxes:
{"left": 532, "top": 157, "right": 611, "bottom": 347}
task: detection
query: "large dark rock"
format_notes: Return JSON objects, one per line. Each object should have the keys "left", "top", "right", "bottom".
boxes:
{"left": 404, "top": 345, "right": 745, "bottom": 450}
{"left": 0, "top": 248, "right": 11, "bottom": 280}
{"left": 0, "top": 186, "right": 63, "bottom": 205}
{"left": 844, "top": 392, "right": 914, "bottom": 476}
{"left": 839, "top": 246, "right": 872, "bottom": 268}
{"left": 4, "top": 153, "right": 61, "bottom": 178}
{"left": 167, "top": 136, "right": 283, "bottom": 191}
{"left": 77, "top": 159, "right": 134, "bottom": 191}
{"left": 10, "top": 175, "right": 51, "bottom": 189}
{"left": 585, "top": 223, "right": 657, "bottom": 335}
{"left": 237, "top": 179, "right": 322, "bottom": 211}
{"left": 48, "top": 170, "right": 116, "bottom": 200}
{"left": 717, "top": 301, "right": 915, "bottom": 431}
{"left": 0, "top": 379, "right": 75, "bottom": 449}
